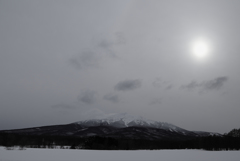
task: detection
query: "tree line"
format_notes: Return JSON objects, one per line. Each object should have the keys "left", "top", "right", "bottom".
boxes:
{"left": 0, "top": 128, "right": 239, "bottom": 150}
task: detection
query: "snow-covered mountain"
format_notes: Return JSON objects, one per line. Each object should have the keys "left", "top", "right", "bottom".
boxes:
{"left": 73, "top": 113, "right": 221, "bottom": 138}
{"left": 0, "top": 113, "right": 221, "bottom": 140}
{"left": 75, "top": 113, "right": 186, "bottom": 132}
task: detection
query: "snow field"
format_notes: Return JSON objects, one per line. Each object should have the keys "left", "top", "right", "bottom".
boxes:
{"left": 0, "top": 147, "right": 239, "bottom": 161}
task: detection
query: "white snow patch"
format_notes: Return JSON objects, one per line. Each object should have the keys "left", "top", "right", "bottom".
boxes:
{"left": 77, "top": 128, "right": 88, "bottom": 131}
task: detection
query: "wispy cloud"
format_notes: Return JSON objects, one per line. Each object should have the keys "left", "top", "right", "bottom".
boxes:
{"left": 149, "top": 98, "right": 162, "bottom": 105}
{"left": 181, "top": 81, "right": 199, "bottom": 91}
{"left": 152, "top": 77, "right": 162, "bottom": 88}
{"left": 69, "top": 50, "right": 100, "bottom": 70}
{"left": 203, "top": 76, "right": 228, "bottom": 91}
{"left": 69, "top": 33, "right": 126, "bottom": 70}
{"left": 78, "top": 90, "right": 97, "bottom": 104}
{"left": 165, "top": 84, "right": 173, "bottom": 90}
{"left": 152, "top": 77, "right": 173, "bottom": 90}
{"left": 103, "top": 93, "right": 119, "bottom": 103}
{"left": 114, "top": 79, "right": 141, "bottom": 91}
{"left": 181, "top": 76, "right": 228, "bottom": 93}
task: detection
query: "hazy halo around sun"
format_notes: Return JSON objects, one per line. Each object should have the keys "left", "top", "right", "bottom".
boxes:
{"left": 190, "top": 38, "right": 211, "bottom": 60}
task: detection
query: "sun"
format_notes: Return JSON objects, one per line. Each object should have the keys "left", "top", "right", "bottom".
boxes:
{"left": 191, "top": 38, "right": 210, "bottom": 59}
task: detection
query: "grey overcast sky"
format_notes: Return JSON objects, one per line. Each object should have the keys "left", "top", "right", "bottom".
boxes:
{"left": 0, "top": 0, "right": 240, "bottom": 134}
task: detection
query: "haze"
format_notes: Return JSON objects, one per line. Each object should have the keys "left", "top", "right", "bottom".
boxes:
{"left": 1, "top": 0, "right": 240, "bottom": 134}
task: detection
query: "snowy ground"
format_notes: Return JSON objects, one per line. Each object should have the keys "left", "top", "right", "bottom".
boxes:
{"left": 0, "top": 147, "right": 239, "bottom": 161}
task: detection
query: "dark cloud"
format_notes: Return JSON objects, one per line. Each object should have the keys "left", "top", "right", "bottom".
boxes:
{"left": 78, "top": 90, "right": 97, "bottom": 104}
{"left": 103, "top": 93, "right": 119, "bottom": 103}
{"left": 51, "top": 103, "right": 76, "bottom": 110}
{"left": 181, "top": 77, "right": 228, "bottom": 92}
{"left": 203, "top": 77, "right": 228, "bottom": 91}
{"left": 114, "top": 79, "right": 141, "bottom": 91}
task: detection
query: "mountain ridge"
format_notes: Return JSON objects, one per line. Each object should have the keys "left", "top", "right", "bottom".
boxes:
{"left": 0, "top": 113, "right": 222, "bottom": 140}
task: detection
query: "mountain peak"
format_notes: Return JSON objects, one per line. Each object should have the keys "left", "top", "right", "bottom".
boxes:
{"left": 75, "top": 112, "right": 176, "bottom": 130}
{"left": 103, "top": 112, "right": 147, "bottom": 123}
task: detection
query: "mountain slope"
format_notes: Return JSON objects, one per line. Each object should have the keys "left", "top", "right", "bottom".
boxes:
{"left": 0, "top": 113, "right": 221, "bottom": 140}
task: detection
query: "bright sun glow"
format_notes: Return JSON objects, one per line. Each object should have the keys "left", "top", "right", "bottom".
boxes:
{"left": 191, "top": 39, "right": 210, "bottom": 59}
